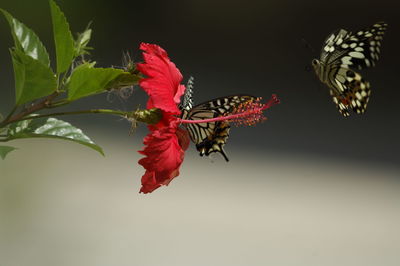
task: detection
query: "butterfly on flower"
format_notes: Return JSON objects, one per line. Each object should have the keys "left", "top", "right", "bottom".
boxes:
{"left": 136, "top": 43, "right": 279, "bottom": 193}
{"left": 312, "top": 22, "right": 387, "bottom": 117}
{"left": 180, "top": 77, "right": 262, "bottom": 161}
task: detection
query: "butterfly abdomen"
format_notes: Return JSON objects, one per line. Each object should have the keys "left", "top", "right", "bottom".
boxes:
{"left": 196, "top": 122, "right": 230, "bottom": 162}
{"left": 181, "top": 94, "right": 259, "bottom": 161}
{"left": 313, "top": 60, "right": 340, "bottom": 91}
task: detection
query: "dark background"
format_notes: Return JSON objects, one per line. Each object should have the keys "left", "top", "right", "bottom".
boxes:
{"left": 1, "top": 1, "right": 400, "bottom": 265}
{"left": 1, "top": 0, "right": 399, "bottom": 166}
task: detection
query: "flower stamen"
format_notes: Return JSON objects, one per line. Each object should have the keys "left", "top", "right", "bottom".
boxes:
{"left": 178, "top": 94, "right": 280, "bottom": 126}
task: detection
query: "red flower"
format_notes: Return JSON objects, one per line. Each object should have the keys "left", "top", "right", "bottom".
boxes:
{"left": 136, "top": 42, "right": 280, "bottom": 194}
{"left": 137, "top": 43, "right": 189, "bottom": 194}
{"left": 138, "top": 126, "right": 189, "bottom": 193}
{"left": 138, "top": 43, "right": 186, "bottom": 115}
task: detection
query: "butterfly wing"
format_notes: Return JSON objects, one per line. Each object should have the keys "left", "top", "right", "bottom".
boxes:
{"left": 338, "top": 22, "right": 387, "bottom": 69}
{"left": 317, "top": 22, "right": 386, "bottom": 116}
{"left": 183, "top": 95, "right": 257, "bottom": 161}
{"left": 320, "top": 28, "right": 351, "bottom": 64}
{"left": 321, "top": 22, "right": 387, "bottom": 69}
{"left": 179, "top": 76, "right": 195, "bottom": 111}
{"left": 330, "top": 68, "right": 371, "bottom": 116}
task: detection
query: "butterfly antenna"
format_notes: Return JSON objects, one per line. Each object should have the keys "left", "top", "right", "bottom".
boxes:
{"left": 300, "top": 39, "right": 325, "bottom": 91}
{"left": 301, "top": 38, "right": 316, "bottom": 72}
{"left": 301, "top": 38, "right": 316, "bottom": 54}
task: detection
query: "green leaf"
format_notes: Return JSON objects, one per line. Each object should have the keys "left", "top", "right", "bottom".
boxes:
{"left": 8, "top": 117, "right": 104, "bottom": 156}
{"left": 106, "top": 72, "right": 140, "bottom": 90}
{"left": 10, "top": 48, "right": 57, "bottom": 105}
{"left": 49, "top": 0, "right": 75, "bottom": 73}
{"left": 75, "top": 26, "right": 92, "bottom": 57}
{"left": 67, "top": 67, "right": 125, "bottom": 101}
{"left": 0, "top": 9, "right": 50, "bottom": 66}
{"left": 0, "top": 145, "right": 17, "bottom": 160}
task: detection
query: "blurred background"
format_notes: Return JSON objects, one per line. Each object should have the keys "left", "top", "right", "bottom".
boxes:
{"left": 1, "top": 0, "right": 399, "bottom": 265}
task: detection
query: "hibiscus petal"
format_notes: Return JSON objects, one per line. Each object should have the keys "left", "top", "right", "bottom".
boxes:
{"left": 137, "top": 43, "right": 186, "bottom": 115}
{"left": 138, "top": 125, "right": 186, "bottom": 193}
{"left": 175, "top": 127, "right": 190, "bottom": 151}
{"left": 139, "top": 171, "right": 161, "bottom": 194}
{"left": 139, "top": 43, "right": 168, "bottom": 57}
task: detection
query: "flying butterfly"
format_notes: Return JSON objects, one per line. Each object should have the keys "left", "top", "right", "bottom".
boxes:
{"left": 180, "top": 77, "right": 259, "bottom": 162}
{"left": 312, "top": 22, "right": 387, "bottom": 116}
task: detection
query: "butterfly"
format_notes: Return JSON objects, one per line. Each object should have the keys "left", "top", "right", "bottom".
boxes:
{"left": 312, "top": 22, "right": 387, "bottom": 117}
{"left": 180, "top": 77, "right": 258, "bottom": 162}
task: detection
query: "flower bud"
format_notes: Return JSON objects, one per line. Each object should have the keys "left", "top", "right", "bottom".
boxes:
{"left": 132, "top": 108, "right": 163, "bottom": 125}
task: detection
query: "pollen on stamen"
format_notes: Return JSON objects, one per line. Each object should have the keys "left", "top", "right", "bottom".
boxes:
{"left": 223, "top": 97, "right": 267, "bottom": 127}
{"left": 178, "top": 94, "right": 280, "bottom": 126}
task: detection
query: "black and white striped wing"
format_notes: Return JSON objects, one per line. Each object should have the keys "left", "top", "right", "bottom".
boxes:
{"left": 320, "top": 28, "right": 350, "bottom": 64}
{"left": 179, "top": 76, "right": 194, "bottom": 111}
{"left": 183, "top": 95, "right": 257, "bottom": 161}
{"left": 319, "top": 22, "right": 386, "bottom": 116}
{"left": 321, "top": 22, "right": 387, "bottom": 69}
{"left": 329, "top": 68, "right": 371, "bottom": 117}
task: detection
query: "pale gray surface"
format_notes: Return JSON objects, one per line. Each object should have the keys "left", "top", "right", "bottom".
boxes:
{"left": 1, "top": 139, "right": 400, "bottom": 266}
{"left": 1, "top": 0, "right": 400, "bottom": 264}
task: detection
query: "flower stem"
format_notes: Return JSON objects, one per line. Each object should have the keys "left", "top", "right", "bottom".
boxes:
{"left": 8, "top": 109, "right": 130, "bottom": 124}
{"left": 2, "top": 105, "right": 18, "bottom": 124}
{"left": 47, "top": 99, "right": 71, "bottom": 108}
{"left": 0, "top": 92, "right": 60, "bottom": 128}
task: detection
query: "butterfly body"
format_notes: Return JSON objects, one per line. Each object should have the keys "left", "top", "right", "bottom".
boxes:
{"left": 179, "top": 77, "right": 258, "bottom": 161}
{"left": 182, "top": 94, "right": 258, "bottom": 161}
{"left": 312, "top": 22, "right": 387, "bottom": 116}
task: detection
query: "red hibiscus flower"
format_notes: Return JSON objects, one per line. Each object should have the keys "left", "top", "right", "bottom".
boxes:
{"left": 136, "top": 43, "right": 189, "bottom": 194}
{"left": 136, "top": 42, "right": 280, "bottom": 194}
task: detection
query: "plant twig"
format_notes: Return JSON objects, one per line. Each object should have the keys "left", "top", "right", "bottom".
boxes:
{"left": 2, "top": 105, "right": 18, "bottom": 124}
{"left": 8, "top": 109, "right": 130, "bottom": 124}
{"left": 46, "top": 99, "right": 71, "bottom": 108}
{"left": 0, "top": 92, "right": 60, "bottom": 128}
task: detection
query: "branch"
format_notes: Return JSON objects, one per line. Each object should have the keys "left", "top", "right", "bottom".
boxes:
{"left": 0, "top": 91, "right": 60, "bottom": 128}
{"left": 2, "top": 105, "right": 18, "bottom": 124}
{"left": 8, "top": 109, "right": 130, "bottom": 124}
